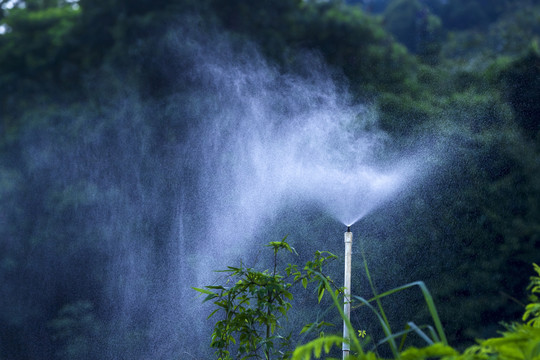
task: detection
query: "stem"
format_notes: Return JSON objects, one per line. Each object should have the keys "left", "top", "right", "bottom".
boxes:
{"left": 266, "top": 308, "right": 271, "bottom": 360}
{"left": 273, "top": 250, "right": 277, "bottom": 277}
{"left": 266, "top": 250, "right": 277, "bottom": 360}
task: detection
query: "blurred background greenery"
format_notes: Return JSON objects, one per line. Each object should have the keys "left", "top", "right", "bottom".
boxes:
{"left": 0, "top": 0, "right": 539, "bottom": 358}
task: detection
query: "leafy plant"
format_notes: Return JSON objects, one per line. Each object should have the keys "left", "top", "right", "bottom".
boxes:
{"left": 523, "top": 263, "right": 540, "bottom": 328}
{"left": 292, "top": 262, "right": 540, "bottom": 360}
{"left": 292, "top": 234, "right": 449, "bottom": 360}
{"left": 291, "top": 274, "right": 447, "bottom": 360}
{"left": 194, "top": 237, "right": 338, "bottom": 360}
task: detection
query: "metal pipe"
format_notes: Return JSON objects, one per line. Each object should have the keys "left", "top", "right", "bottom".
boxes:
{"left": 343, "top": 227, "right": 353, "bottom": 359}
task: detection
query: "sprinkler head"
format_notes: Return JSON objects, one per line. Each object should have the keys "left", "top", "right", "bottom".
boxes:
{"left": 347, "top": 226, "right": 351, "bottom": 233}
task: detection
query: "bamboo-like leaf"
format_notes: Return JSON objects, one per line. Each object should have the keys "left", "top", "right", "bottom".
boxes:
{"left": 208, "top": 308, "right": 220, "bottom": 319}
{"left": 192, "top": 287, "right": 214, "bottom": 295}
{"left": 317, "top": 321, "right": 335, "bottom": 328}
{"left": 317, "top": 286, "right": 325, "bottom": 303}
{"left": 203, "top": 293, "right": 218, "bottom": 302}
{"left": 206, "top": 285, "right": 226, "bottom": 290}
{"left": 300, "top": 323, "right": 314, "bottom": 334}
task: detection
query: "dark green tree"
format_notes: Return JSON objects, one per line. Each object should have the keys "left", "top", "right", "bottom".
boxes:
{"left": 499, "top": 43, "right": 540, "bottom": 139}
{"left": 440, "top": 0, "right": 489, "bottom": 30}
{"left": 383, "top": 0, "right": 443, "bottom": 62}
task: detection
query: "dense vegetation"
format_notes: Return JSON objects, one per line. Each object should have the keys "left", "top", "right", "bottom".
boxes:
{"left": 198, "top": 241, "right": 540, "bottom": 359}
{"left": 0, "top": 0, "right": 539, "bottom": 358}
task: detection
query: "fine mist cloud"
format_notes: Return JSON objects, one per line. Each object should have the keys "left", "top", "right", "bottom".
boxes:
{"left": 174, "top": 26, "right": 423, "bottom": 256}
{"left": 1, "top": 21, "right": 432, "bottom": 359}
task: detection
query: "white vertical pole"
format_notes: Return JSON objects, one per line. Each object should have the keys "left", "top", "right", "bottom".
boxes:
{"left": 343, "top": 227, "right": 353, "bottom": 360}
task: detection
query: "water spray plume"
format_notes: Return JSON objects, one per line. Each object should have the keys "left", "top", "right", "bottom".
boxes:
{"left": 183, "top": 33, "right": 428, "bottom": 285}
{"left": 0, "top": 22, "right": 440, "bottom": 359}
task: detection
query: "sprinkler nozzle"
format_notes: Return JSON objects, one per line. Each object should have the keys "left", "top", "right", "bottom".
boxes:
{"left": 347, "top": 226, "right": 351, "bottom": 233}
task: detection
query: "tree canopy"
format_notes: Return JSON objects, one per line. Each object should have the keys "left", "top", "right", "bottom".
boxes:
{"left": 0, "top": 0, "right": 539, "bottom": 358}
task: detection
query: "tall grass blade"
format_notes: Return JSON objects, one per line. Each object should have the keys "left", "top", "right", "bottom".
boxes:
{"left": 359, "top": 239, "right": 400, "bottom": 359}
{"left": 404, "top": 322, "right": 434, "bottom": 345}
{"left": 360, "top": 240, "right": 393, "bottom": 335}
{"left": 374, "top": 322, "right": 434, "bottom": 352}
{"left": 362, "top": 281, "right": 448, "bottom": 345}
{"left": 352, "top": 294, "right": 400, "bottom": 358}
{"left": 315, "top": 273, "right": 365, "bottom": 357}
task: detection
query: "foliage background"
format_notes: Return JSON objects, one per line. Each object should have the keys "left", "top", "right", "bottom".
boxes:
{"left": 0, "top": 0, "right": 539, "bottom": 358}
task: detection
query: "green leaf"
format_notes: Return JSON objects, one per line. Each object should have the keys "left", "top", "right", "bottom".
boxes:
{"left": 208, "top": 308, "right": 220, "bottom": 319}
{"left": 400, "top": 343, "right": 458, "bottom": 360}
{"left": 291, "top": 335, "right": 343, "bottom": 360}
{"left": 300, "top": 323, "right": 314, "bottom": 334}
{"left": 206, "top": 285, "right": 226, "bottom": 290}
{"left": 317, "top": 286, "right": 325, "bottom": 303}
{"left": 204, "top": 293, "right": 218, "bottom": 302}
{"left": 302, "top": 277, "right": 308, "bottom": 289}
{"left": 317, "top": 321, "right": 335, "bottom": 328}
{"left": 192, "top": 287, "right": 214, "bottom": 295}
